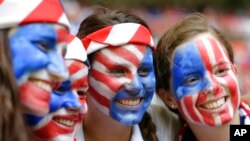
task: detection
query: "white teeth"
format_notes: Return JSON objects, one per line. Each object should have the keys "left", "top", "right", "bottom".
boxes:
{"left": 54, "top": 119, "right": 75, "bottom": 127}
{"left": 202, "top": 98, "right": 225, "bottom": 109}
{"left": 32, "top": 81, "right": 52, "bottom": 92}
{"left": 117, "top": 99, "right": 141, "bottom": 106}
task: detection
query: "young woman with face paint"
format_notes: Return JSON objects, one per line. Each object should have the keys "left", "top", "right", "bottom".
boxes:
{"left": 25, "top": 35, "right": 89, "bottom": 141}
{"left": 0, "top": 0, "right": 70, "bottom": 140}
{"left": 0, "top": 0, "right": 70, "bottom": 119}
{"left": 76, "top": 8, "right": 158, "bottom": 141}
{"left": 154, "top": 13, "right": 250, "bottom": 141}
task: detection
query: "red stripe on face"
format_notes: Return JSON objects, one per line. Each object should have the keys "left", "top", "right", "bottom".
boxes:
{"left": 110, "top": 45, "right": 145, "bottom": 66}
{"left": 21, "top": 0, "right": 64, "bottom": 25}
{"left": 208, "top": 37, "right": 226, "bottom": 62}
{"left": 71, "top": 76, "right": 88, "bottom": 90}
{"left": 179, "top": 96, "right": 202, "bottom": 123}
{"left": 91, "top": 69, "right": 122, "bottom": 93}
{"left": 67, "top": 60, "right": 87, "bottom": 75}
{"left": 195, "top": 39, "right": 213, "bottom": 72}
{"left": 89, "top": 85, "right": 110, "bottom": 108}
{"left": 208, "top": 37, "right": 230, "bottom": 61}
{"left": 96, "top": 46, "right": 143, "bottom": 67}
{"left": 219, "top": 106, "right": 231, "bottom": 124}
{"left": 224, "top": 74, "right": 240, "bottom": 112}
{"left": 34, "top": 121, "right": 74, "bottom": 138}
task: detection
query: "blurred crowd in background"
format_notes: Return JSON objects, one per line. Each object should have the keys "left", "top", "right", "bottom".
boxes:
{"left": 61, "top": 0, "right": 250, "bottom": 96}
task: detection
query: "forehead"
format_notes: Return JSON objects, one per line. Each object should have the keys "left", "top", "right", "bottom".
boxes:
{"left": 94, "top": 44, "right": 149, "bottom": 65}
{"left": 173, "top": 33, "right": 230, "bottom": 68}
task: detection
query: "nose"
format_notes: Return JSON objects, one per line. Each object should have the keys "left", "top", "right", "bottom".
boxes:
{"left": 62, "top": 92, "right": 82, "bottom": 110}
{"left": 124, "top": 75, "right": 143, "bottom": 95}
{"left": 203, "top": 73, "right": 220, "bottom": 95}
{"left": 47, "top": 51, "right": 69, "bottom": 81}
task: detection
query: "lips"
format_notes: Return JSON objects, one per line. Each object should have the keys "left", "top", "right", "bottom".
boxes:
{"left": 53, "top": 114, "right": 83, "bottom": 127}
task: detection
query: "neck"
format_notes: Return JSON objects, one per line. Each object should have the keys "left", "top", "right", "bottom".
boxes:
{"left": 189, "top": 110, "right": 240, "bottom": 141}
{"left": 83, "top": 97, "right": 132, "bottom": 141}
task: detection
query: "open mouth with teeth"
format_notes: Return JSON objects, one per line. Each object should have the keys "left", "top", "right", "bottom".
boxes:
{"left": 53, "top": 118, "right": 76, "bottom": 127}
{"left": 115, "top": 98, "right": 144, "bottom": 110}
{"left": 31, "top": 80, "right": 53, "bottom": 93}
{"left": 199, "top": 96, "right": 228, "bottom": 110}
{"left": 19, "top": 78, "right": 58, "bottom": 115}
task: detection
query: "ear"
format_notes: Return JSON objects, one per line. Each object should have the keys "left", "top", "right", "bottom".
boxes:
{"left": 157, "top": 88, "right": 177, "bottom": 109}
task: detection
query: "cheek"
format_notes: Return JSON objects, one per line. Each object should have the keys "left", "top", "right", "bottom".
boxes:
{"left": 72, "top": 75, "right": 88, "bottom": 90}
{"left": 90, "top": 69, "right": 125, "bottom": 93}
{"left": 142, "top": 76, "right": 155, "bottom": 91}
{"left": 79, "top": 96, "right": 86, "bottom": 105}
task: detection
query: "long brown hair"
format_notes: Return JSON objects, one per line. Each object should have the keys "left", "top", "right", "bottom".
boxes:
{"left": 0, "top": 29, "right": 27, "bottom": 141}
{"left": 77, "top": 7, "right": 158, "bottom": 141}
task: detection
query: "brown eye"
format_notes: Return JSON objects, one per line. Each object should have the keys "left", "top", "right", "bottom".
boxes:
{"left": 37, "top": 42, "right": 49, "bottom": 52}
{"left": 138, "top": 67, "right": 149, "bottom": 77}
{"left": 184, "top": 76, "right": 200, "bottom": 86}
{"left": 77, "top": 91, "right": 87, "bottom": 97}
{"left": 215, "top": 68, "right": 229, "bottom": 76}
{"left": 110, "top": 69, "right": 126, "bottom": 77}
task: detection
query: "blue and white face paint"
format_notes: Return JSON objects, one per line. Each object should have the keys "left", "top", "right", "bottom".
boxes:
{"left": 9, "top": 23, "right": 69, "bottom": 116}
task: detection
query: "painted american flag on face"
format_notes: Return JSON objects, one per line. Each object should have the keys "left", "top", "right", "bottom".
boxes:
{"left": 172, "top": 33, "right": 240, "bottom": 126}
{"left": 81, "top": 23, "right": 155, "bottom": 125}
{"left": 27, "top": 35, "right": 89, "bottom": 141}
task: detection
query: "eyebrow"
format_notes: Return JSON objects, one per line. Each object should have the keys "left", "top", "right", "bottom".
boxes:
{"left": 213, "top": 61, "right": 231, "bottom": 68}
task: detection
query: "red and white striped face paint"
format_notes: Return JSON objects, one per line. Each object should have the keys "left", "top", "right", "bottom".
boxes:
{"left": 88, "top": 43, "right": 155, "bottom": 125}
{"left": 81, "top": 23, "right": 155, "bottom": 125}
{"left": 172, "top": 33, "right": 240, "bottom": 126}
{"left": 66, "top": 59, "right": 89, "bottom": 111}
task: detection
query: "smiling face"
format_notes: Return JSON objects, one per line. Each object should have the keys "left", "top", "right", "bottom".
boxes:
{"left": 24, "top": 60, "right": 89, "bottom": 140}
{"left": 89, "top": 44, "right": 155, "bottom": 125}
{"left": 171, "top": 33, "right": 240, "bottom": 126}
{"left": 9, "top": 23, "right": 69, "bottom": 116}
